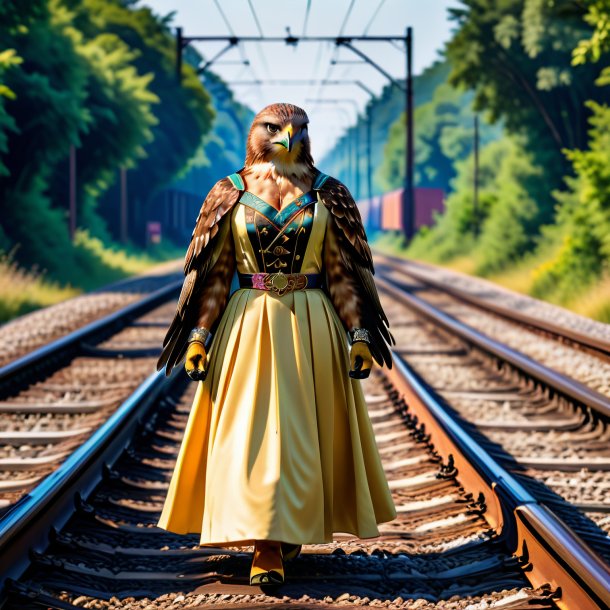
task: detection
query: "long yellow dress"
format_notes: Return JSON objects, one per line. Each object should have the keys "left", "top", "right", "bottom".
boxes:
{"left": 156, "top": 188, "right": 397, "bottom": 546}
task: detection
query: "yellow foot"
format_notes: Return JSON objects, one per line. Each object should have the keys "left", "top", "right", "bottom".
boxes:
{"left": 250, "top": 540, "right": 284, "bottom": 586}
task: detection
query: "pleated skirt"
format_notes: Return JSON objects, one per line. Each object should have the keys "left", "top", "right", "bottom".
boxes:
{"left": 156, "top": 287, "right": 396, "bottom": 546}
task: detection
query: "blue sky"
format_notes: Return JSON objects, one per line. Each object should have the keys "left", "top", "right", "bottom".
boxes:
{"left": 141, "top": 0, "right": 461, "bottom": 158}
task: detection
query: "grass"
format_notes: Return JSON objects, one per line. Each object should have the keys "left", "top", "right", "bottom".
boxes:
{"left": 568, "top": 275, "right": 610, "bottom": 323}
{"left": 0, "top": 231, "right": 185, "bottom": 324}
{"left": 371, "top": 231, "right": 610, "bottom": 325}
{"left": 0, "top": 253, "right": 81, "bottom": 322}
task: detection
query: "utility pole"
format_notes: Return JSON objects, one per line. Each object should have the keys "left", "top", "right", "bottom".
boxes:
{"left": 402, "top": 26, "right": 415, "bottom": 239}
{"left": 366, "top": 101, "right": 373, "bottom": 212}
{"left": 120, "top": 167, "right": 128, "bottom": 244}
{"left": 69, "top": 145, "right": 76, "bottom": 241}
{"left": 473, "top": 113, "right": 480, "bottom": 237}
{"left": 176, "top": 27, "right": 183, "bottom": 82}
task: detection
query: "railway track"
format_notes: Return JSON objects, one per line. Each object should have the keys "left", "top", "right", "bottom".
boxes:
{"left": 375, "top": 253, "right": 610, "bottom": 362}
{"left": 0, "top": 278, "right": 182, "bottom": 512}
{"left": 0, "top": 259, "right": 609, "bottom": 609}
{"left": 374, "top": 261, "right": 610, "bottom": 537}
{"left": 0, "top": 264, "right": 182, "bottom": 369}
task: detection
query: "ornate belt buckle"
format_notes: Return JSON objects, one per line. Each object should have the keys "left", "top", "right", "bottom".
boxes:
{"left": 270, "top": 271, "right": 289, "bottom": 294}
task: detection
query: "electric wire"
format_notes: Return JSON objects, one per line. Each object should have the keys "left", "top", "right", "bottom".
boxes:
{"left": 212, "top": 0, "right": 236, "bottom": 36}
{"left": 247, "top": 0, "right": 265, "bottom": 36}
{"left": 302, "top": 0, "right": 312, "bottom": 36}
{"left": 245, "top": 0, "right": 272, "bottom": 78}
{"left": 362, "top": 0, "right": 388, "bottom": 35}
{"left": 338, "top": 0, "right": 357, "bottom": 37}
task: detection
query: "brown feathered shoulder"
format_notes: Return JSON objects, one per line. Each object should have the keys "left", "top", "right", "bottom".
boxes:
{"left": 157, "top": 174, "right": 243, "bottom": 376}
{"left": 315, "top": 172, "right": 395, "bottom": 368}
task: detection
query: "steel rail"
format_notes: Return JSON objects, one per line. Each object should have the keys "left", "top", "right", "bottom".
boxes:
{"left": 375, "top": 252, "right": 610, "bottom": 358}
{"left": 0, "top": 274, "right": 183, "bottom": 600}
{"left": 0, "top": 279, "right": 182, "bottom": 393}
{"left": 385, "top": 353, "right": 610, "bottom": 610}
{"left": 0, "top": 367, "right": 181, "bottom": 601}
{"left": 376, "top": 275, "right": 610, "bottom": 420}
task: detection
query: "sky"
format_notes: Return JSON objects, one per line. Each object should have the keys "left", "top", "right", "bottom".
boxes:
{"left": 140, "top": 0, "right": 461, "bottom": 159}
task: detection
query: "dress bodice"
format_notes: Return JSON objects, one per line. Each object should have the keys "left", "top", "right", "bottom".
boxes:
{"left": 231, "top": 190, "right": 329, "bottom": 276}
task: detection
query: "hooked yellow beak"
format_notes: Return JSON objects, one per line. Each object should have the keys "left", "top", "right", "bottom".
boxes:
{"left": 276, "top": 125, "right": 293, "bottom": 152}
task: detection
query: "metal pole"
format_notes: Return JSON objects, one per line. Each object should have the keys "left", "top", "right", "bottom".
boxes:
{"left": 347, "top": 131, "right": 353, "bottom": 189}
{"left": 69, "top": 145, "right": 76, "bottom": 241}
{"left": 367, "top": 102, "right": 373, "bottom": 211}
{"left": 473, "top": 113, "right": 480, "bottom": 237}
{"left": 176, "top": 27, "right": 183, "bottom": 83}
{"left": 355, "top": 119, "right": 360, "bottom": 199}
{"left": 120, "top": 167, "right": 128, "bottom": 244}
{"left": 402, "top": 26, "right": 414, "bottom": 239}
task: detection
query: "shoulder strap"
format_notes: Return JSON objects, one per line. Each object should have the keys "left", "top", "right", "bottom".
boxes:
{"left": 313, "top": 171, "right": 330, "bottom": 190}
{"left": 227, "top": 172, "right": 245, "bottom": 190}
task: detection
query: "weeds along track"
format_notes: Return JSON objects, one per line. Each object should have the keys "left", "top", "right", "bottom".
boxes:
{"left": 0, "top": 267, "right": 183, "bottom": 369}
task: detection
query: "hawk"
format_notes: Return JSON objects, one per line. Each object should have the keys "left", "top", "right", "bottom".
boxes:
{"left": 157, "top": 102, "right": 394, "bottom": 377}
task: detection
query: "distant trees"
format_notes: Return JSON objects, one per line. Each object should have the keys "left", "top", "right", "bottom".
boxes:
{"left": 446, "top": 0, "right": 609, "bottom": 226}
{"left": 0, "top": 0, "right": 214, "bottom": 283}
{"left": 376, "top": 77, "right": 501, "bottom": 194}
{"left": 383, "top": 0, "right": 610, "bottom": 283}
{"left": 531, "top": 0, "right": 610, "bottom": 300}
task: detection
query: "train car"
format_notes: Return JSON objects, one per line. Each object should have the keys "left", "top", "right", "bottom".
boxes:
{"left": 358, "top": 187, "right": 445, "bottom": 234}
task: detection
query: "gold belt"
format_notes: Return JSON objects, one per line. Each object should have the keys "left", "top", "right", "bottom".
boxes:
{"left": 238, "top": 272, "right": 322, "bottom": 296}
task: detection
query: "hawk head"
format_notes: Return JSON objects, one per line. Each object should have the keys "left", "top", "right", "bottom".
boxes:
{"left": 245, "top": 103, "right": 315, "bottom": 176}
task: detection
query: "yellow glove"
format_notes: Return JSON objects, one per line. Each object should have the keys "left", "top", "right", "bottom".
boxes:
{"left": 185, "top": 341, "right": 208, "bottom": 381}
{"left": 349, "top": 341, "right": 373, "bottom": 379}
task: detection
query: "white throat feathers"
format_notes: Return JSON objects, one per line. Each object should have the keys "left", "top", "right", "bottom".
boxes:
{"left": 248, "top": 161, "right": 311, "bottom": 182}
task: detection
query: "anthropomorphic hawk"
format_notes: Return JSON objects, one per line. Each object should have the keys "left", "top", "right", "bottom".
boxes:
{"left": 157, "top": 102, "right": 394, "bottom": 379}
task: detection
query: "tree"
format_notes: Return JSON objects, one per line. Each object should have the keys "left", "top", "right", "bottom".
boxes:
{"left": 532, "top": 0, "right": 610, "bottom": 300}
{"left": 447, "top": 0, "right": 610, "bottom": 228}
{"left": 67, "top": 0, "right": 214, "bottom": 244}
{"left": 377, "top": 76, "right": 501, "bottom": 193}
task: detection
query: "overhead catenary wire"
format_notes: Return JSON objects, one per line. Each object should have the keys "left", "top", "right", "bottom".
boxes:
{"left": 302, "top": 0, "right": 312, "bottom": 36}
{"left": 209, "top": 0, "right": 265, "bottom": 104}
{"left": 245, "top": 0, "right": 272, "bottom": 78}
{"left": 247, "top": 0, "right": 265, "bottom": 36}
{"left": 212, "top": 0, "right": 236, "bottom": 36}
{"left": 363, "top": 0, "right": 388, "bottom": 35}
{"left": 182, "top": 1, "right": 410, "bottom": 163}
{"left": 338, "top": 0, "right": 357, "bottom": 37}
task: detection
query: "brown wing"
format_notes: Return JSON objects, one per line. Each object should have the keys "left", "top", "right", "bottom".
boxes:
{"left": 184, "top": 173, "right": 243, "bottom": 274}
{"left": 317, "top": 174, "right": 395, "bottom": 368}
{"left": 156, "top": 176, "right": 241, "bottom": 376}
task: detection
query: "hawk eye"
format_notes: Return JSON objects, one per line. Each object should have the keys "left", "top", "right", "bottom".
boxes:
{"left": 266, "top": 123, "right": 280, "bottom": 134}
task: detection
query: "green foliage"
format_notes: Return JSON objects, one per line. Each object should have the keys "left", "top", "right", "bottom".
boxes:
{"left": 320, "top": 60, "right": 453, "bottom": 198}
{"left": 377, "top": 76, "right": 502, "bottom": 193}
{"left": 532, "top": 100, "right": 610, "bottom": 299}
{"left": 0, "top": 0, "right": 216, "bottom": 305}
{"left": 447, "top": 0, "right": 609, "bottom": 231}
{"left": 171, "top": 71, "right": 254, "bottom": 198}
{"left": 406, "top": 136, "right": 542, "bottom": 272}
{"left": 67, "top": 0, "right": 214, "bottom": 240}
{"left": 474, "top": 138, "right": 543, "bottom": 273}
{"left": 573, "top": 0, "right": 610, "bottom": 65}
{"left": 529, "top": 2, "right": 610, "bottom": 302}
{"left": 0, "top": 49, "right": 21, "bottom": 177}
